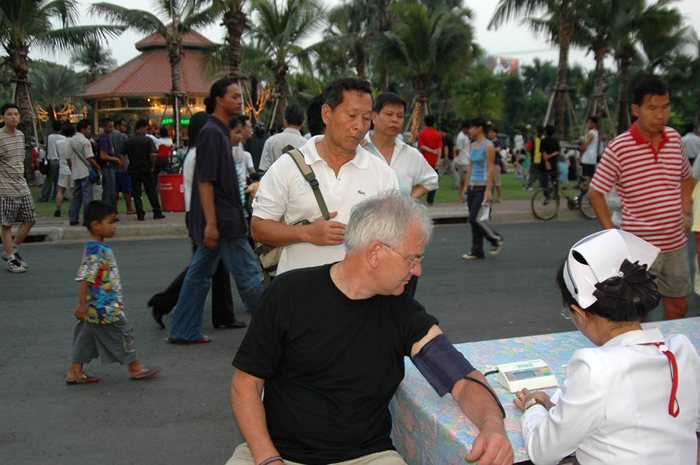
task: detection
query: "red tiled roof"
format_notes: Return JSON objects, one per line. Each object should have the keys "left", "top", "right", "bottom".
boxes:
{"left": 135, "top": 29, "right": 214, "bottom": 51}
{"left": 77, "top": 29, "right": 218, "bottom": 99}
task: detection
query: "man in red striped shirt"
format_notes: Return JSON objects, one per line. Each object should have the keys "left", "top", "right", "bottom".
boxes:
{"left": 588, "top": 77, "right": 696, "bottom": 320}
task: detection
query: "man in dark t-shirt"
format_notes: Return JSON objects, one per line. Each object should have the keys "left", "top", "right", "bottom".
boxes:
{"left": 539, "top": 125, "right": 560, "bottom": 193}
{"left": 125, "top": 119, "right": 163, "bottom": 220}
{"left": 167, "top": 79, "right": 263, "bottom": 344}
{"left": 228, "top": 192, "right": 513, "bottom": 465}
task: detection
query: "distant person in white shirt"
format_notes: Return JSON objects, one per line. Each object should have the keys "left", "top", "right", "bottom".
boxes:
{"left": 363, "top": 92, "right": 438, "bottom": 199}
{"left": 682, "top": 122, "right": 700, "bottom": 163}
{"left": 258, "top": 104, "right": 307, "bottom": 172}
{"left": 454, "top": 120, "right": 471, "bottom": 193}
{"left": 579, "top": 116, "right": 599, "bottom": 186}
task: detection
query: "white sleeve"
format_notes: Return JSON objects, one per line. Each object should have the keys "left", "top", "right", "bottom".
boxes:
{"left": 251, "top": 156, "right": 290, "bottom": 221}
{"left": 692, "top": 155, "right": 700, "bottom": 181}
{"left": 520, "top": 350, "right": 605, "bottom": 465}
{"left": 245, "top": 151, "right": 254, "bottom": 171}
{"left": 413, "top": 152, "right": 439, "bottom": 191}
{"left": 259, "top": 138, "right": 273, "bottom": 171}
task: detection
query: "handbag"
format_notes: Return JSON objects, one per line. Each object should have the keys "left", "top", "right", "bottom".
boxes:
{"left": 89, "top": 166, "right": 101, "bottom": 184}
{"left": 39, "top": 155, "right": 49, "bottom": 175}
{"left": 255, "top": 149, "right": 330, "bottom": 277}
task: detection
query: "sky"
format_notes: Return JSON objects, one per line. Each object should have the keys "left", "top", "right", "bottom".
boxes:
{"left": 35, "top": 0, "right": 700, "bottom": 73}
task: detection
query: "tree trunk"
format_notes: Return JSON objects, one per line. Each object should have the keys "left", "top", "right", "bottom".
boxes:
{"left": 8, "top": 43, "right": 36, "bottom": 182}
{"left": 224, "top": 6, "right": 247, "bottom": 82}
{"left": 554, "top": 20, "right": 573, "bottom": 140}
{"left": 615, "top": 54, "right": 632, "bottom": 135}
{"left": 272, "top": 63, "right": 288, "bottom": 130}
{"left": 589, "top": 45, "right": 607, "bottom": 119}
{"left": 354, "top": 39, "right": 366, "bottom": 79}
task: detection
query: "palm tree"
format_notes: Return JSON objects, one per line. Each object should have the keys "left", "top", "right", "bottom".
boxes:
{"left": 0, "top": 0, "right": 123, "bottom": 179}
{"left": 250, "top": 0, "right": 324, "bottom": 129}
{"left": 28, "top": 60, "right": 84, "bottom": 128}
{"left": 489, "top": 0, "right": 589, "bottom": 139}
{"left": 324, "top": 1, "right": 373, "bottom": 79}
{"left": 609, "top": 0, "right": 683, "bottom": 133}
{"left": 91, "top": 0, "right": 217, "bottom": 145}
{"left": 70, "top": 39, "right": 117, "bottom": 84}
{"left": 376, "top": 1, "right": 476, "bottom": 136}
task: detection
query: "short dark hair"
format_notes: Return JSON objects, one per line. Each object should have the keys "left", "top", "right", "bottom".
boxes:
{"left": 684, "top": 122, "right": 695, "bottom": 134}
{"left": 423, "top": 114, "right": 436, "bottom": 127}
{"left": 61, "top": 123, "right": 76, "bottom": 137}
{"left": 52, "top": 120, "right": 63, "bottom": 132}
{"left": 632, "top": 76, "right": 669, "bottom": 106}
{"left": 159, "top": 127, "right": 169, "bottom": 138}
{"left": 1, "top": 103, "right": 19, "bottom": 115}
{"left": 101, "top": 118, "right": 113, "bottom": 128}
{"left": 76, "top": 119, "right": 91, "bottom": 132}
{"left": 306, "top": 93, "right": 325, "bottom": 136}
{"left": 461, "top": 119, "right": 470, "bottom": 129}
{"left": 323, "top": 77, "right": 372, "bottom": 110}
{"left": 544, "top": 125, "right": 555, "bottom": 137}
{"left": 536, "top": 125, "right": 544, "bottom": 135}
{"left": 115, "top": 118, "right": 126, "bottom": 126}
{"left": 135, "top": 119, "right": 149, "bottom": 130}
{"left": 374, "top": 93, "right": 406, "bottom": 113}
{"left": 470, "top": 116, "right": 486, "bottom": 129}
{"left": 204, "top": 78, "right": 237, "bottom": 114}
{"left": 587, "top": 116, "right": 599, "bottom": 125}
{"left": 83, "top": 200, "right": 117, "bottom": 229}
{"left": 228, "top": 115, "right": 244, "bottom": 129}
{"left": 284, "top": 104, "right": 305, "bottom": 126}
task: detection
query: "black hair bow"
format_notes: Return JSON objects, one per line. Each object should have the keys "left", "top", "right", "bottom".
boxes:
{"left": 592, "top": 259, "right": 661, "bottom": 319}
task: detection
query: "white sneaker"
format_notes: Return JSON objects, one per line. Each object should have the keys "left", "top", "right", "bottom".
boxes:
{"left": 7, "top": 256, "right": 26, "bottom": 273}
{"left": 12, "top": 252, "right": 27, "bottom": 268}
{"left": 490, "top": 241, "right": 504, "bottom": 256}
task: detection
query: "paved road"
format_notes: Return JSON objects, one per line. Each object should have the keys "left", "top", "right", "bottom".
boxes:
{"left": 2, "top": 219, "right": 697, "bottom": 465}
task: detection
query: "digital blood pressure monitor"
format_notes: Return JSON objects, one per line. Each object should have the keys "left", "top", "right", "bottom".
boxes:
{"left": 495, "top": 359, "right": 558, "bottom": 393}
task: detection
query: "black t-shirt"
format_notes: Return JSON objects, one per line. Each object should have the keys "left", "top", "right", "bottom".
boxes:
{"left": 188, "top": 116, "right": 247, "bottom": 242}
{"left": 124, "top": 134, "right": 156, "bottom": 174}
{"left": 233, "top": 264, "right": 438, "bottom": 464}
{"left": 540, "top": 136, "right": 560, "bottom": 172}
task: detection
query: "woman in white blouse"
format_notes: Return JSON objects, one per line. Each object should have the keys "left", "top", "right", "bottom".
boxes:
{"left": 514, "top": 229, "right": 700, "bottom": 465}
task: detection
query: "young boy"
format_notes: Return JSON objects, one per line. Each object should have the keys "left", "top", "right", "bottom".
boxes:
{"left": 65, "top": 200, "right": 160, "bottom": 384}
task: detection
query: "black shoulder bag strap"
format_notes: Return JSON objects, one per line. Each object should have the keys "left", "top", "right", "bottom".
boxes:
{"left": 286, "top": 148, "right": 331, "bottom": 221}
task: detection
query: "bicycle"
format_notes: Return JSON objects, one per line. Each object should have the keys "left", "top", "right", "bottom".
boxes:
{"left": 531, "top": 176, "right": 597, "bottom": 221}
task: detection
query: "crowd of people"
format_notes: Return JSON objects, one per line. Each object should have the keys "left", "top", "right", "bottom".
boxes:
{"left": 1, "top": 73, "right": 700, "bottom": 465}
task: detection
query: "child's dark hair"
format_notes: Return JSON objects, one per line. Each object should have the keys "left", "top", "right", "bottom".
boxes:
{"left": 83, "top": 200, "right": 117, "bottom": 229}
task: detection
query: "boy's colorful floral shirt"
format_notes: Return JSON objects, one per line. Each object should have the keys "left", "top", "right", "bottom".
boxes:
{"left": 75, "top": 241, "right": 124, "bottom": 324}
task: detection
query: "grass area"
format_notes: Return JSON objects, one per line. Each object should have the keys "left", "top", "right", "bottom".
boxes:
{"left": 30, "top": 186, "right": 155, "bottom": 217}
{"left": 31, "top": 169, "right": 536, "bottom": 217}
{"left": 430, "top": 170, "right": 534, "bottom": 203}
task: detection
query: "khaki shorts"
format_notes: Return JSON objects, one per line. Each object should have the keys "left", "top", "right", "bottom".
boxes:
{"left": 58, "top": 174, "right": 71, "bottom": 189}
{"left": 225, "top": 443, "right": 407, "bottom": 465}
{"left": 649, "top": 245, "right": 690, "bottom": 298}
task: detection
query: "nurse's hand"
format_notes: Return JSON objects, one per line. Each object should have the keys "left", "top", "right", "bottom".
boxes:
{"left": 513, "top": 388, "right": 554, "bottom": 412}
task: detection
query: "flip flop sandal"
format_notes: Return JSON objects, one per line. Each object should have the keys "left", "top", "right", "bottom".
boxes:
{"left": 129, "top": 366, "right": 161, "bottom": 380}
{"left": 65, "top": 373, "right": 101, "bottom": 385}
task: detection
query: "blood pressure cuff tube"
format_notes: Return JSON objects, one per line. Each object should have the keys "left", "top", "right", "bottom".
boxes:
{"left": 411, "top": 334, "right": 476, "bottom": 397}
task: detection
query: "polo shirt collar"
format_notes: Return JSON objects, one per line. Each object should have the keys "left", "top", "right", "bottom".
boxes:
{"left": 305, "top": 135, "right": 370, "bottom": 169}
{"left": 628, "top": 121, "right": 669, "bottom": 156}
{"left": 603, "top": 328, "right": 664, "bottom": 347}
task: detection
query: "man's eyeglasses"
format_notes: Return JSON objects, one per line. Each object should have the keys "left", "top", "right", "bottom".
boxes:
{"left": 380, "top": 242, "right": 422, "bottom": 268}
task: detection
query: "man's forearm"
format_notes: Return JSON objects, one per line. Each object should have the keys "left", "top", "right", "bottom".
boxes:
{"left": 587, "top": 187, "right": 614, "bottom": 229}
{"left": 411, "top": 185, "right": 430, "bottom": 199}
{"left": 199, "top": 181, "right": 217, "bottom": 226}
{"left": 681, "top": 176, "right": 696, "bottom": 215}
{"left": 452, "top": 372, "right": 505, "bottom": 430}
{"left": 251, "top": 216, "right": 309, "bottom": 246}
{"left": 231, "top": 372, "right": 279, "bottom": 463}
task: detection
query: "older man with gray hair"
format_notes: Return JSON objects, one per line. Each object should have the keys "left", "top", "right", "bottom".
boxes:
{"left": 228, "top": 191, "right": 512, "bottom": 465}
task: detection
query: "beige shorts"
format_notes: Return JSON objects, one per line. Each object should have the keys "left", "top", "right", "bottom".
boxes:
{"left": 493, "top": 168, "right": 502, "bottom": 187}
{"left": 58, "top": 174, "right": 71, "bottom": 189}
{"left": 225, "top": 443, "right": 407, "bottom": 465}
{"left": 649, "top": 245, "right": 690, "bottom": 297}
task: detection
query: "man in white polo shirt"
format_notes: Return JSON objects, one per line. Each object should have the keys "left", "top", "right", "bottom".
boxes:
{"left": 251, "top": 77, "right": 398, "bottom": 276}
{"left": 588, "top": 76, "right": 696, "bottom": 320}
{"left": 363, "top": 92, "right": 437, "bottom": 199}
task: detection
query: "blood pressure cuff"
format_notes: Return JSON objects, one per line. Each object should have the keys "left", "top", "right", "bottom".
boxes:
{"left": 411, "top": 334, "right": 476, "bottom": 397}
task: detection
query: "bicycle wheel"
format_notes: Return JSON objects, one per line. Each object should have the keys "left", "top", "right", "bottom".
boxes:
{"left": 578, "top": 190, "right": 597, "bottom": 219}
{"left": 531, "top": 187, "right": 559, "bottom": 220}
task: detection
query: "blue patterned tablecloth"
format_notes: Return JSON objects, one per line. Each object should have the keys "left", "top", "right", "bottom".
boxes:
{"left": 390, "top": 317, "right": 700, "bottom": 464}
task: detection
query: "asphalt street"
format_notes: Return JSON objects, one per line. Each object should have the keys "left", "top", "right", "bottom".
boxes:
{"left": 2, "top": 219, "right": 698, "bottom": 465}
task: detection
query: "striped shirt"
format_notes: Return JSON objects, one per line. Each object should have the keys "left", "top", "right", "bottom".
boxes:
{"left": 0, "top": 127, "right": 30, "bottom": 197}
{"left": 591, "top": 121, "right": 691, "bottom": 252}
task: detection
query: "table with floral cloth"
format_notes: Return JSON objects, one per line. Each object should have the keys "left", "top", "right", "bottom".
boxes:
{"left": 390, "top": 317, "right": 700, "bottom": 464}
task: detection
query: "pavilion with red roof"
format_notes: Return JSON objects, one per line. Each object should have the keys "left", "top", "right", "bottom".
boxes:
{"left": 77, "top": 29, "right": 217, "bottom": 138}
